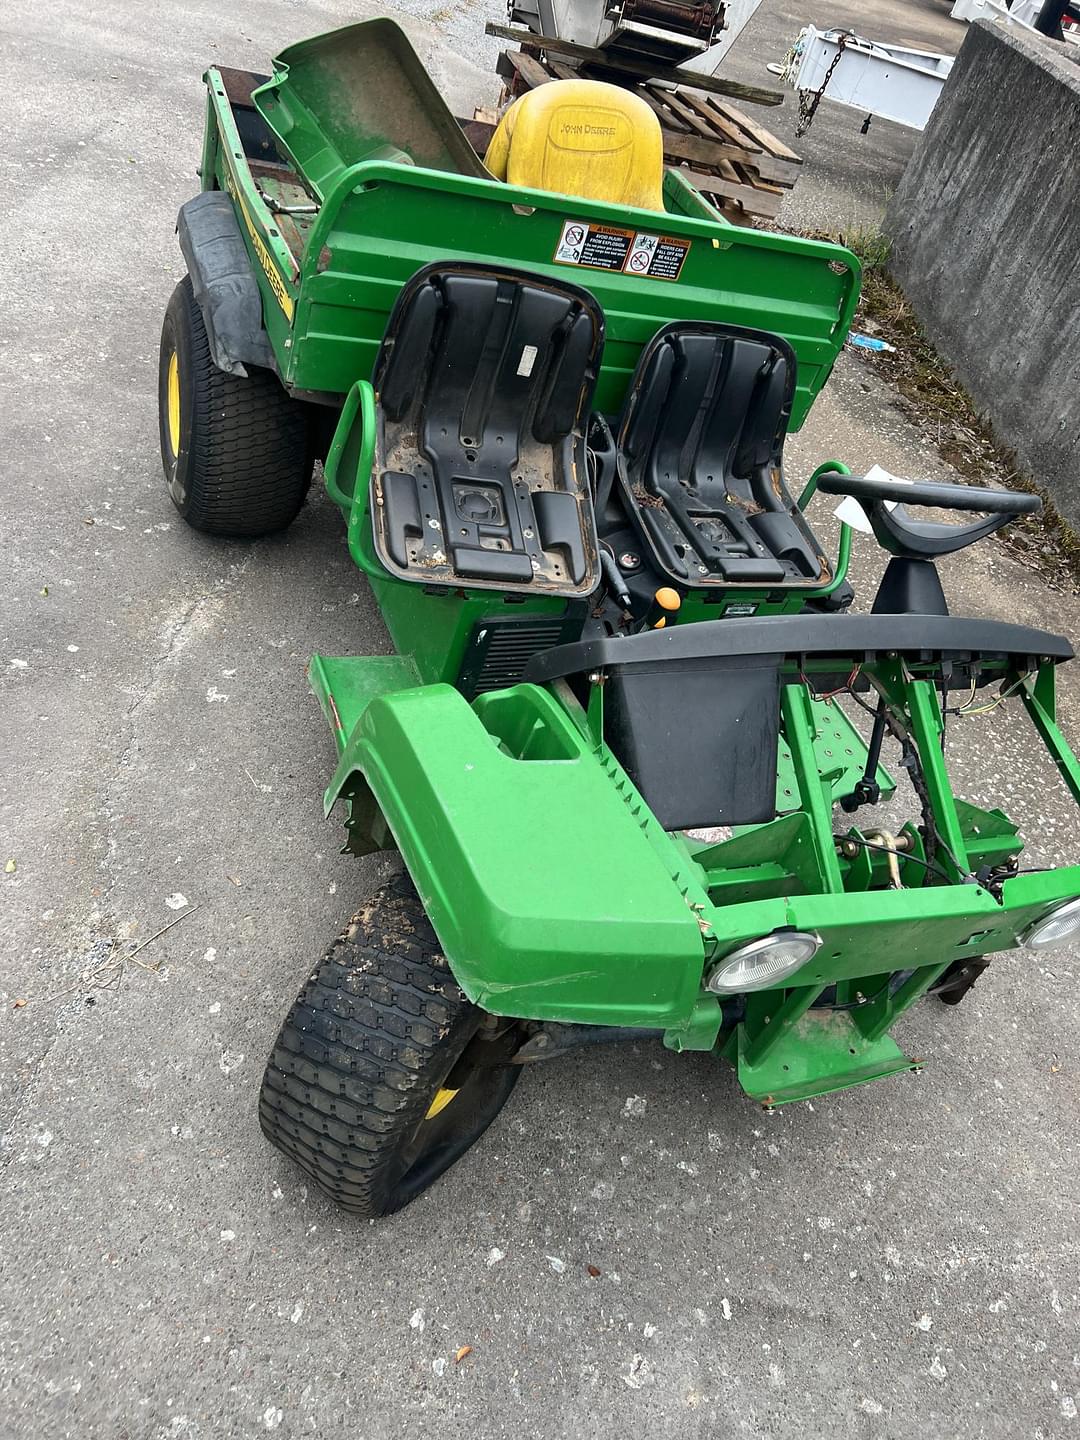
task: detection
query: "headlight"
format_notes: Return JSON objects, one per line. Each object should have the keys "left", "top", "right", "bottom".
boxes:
{"left": 705, "top": 930, "right": 821, "bottom": 995}
{"left": 1019, "top": 897, "right": 1080, "bottom": 951}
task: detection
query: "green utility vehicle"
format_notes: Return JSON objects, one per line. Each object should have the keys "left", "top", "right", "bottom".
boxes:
{"left": 160, "top": 20, "right": 1080, "bottom": 1218}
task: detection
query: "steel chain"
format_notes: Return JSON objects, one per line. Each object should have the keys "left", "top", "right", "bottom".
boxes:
{"left": 796, "top": 32, "right": 850, "bottom": 138}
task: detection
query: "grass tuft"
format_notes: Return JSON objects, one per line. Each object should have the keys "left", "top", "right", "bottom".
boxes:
{"left": 840, "top": 224, "right": 892, "bottom": 274}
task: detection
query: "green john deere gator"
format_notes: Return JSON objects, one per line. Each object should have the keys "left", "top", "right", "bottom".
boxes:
{"left": 159, "top": 19, "right": 1080, "bottom": 1217}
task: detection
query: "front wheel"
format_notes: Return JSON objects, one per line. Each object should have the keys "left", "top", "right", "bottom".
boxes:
{"left": 259, "top": 874, "right": 522, "bottom": 1217}
{"left": 158, "top": 276, "right": 312, "bottom": 537}
{"left": 933, "top": 956, "right": 990, "bottom": 1006}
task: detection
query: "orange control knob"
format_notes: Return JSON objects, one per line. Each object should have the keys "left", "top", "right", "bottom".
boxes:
{"left": 648, "top": 587, "right": 682, "bottom": 629}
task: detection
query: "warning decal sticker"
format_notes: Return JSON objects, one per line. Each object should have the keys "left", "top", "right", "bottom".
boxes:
{"left": 553, "top": 221, "right": 690, "bottom": 281}
{"left": 555, "top": 221, "right": 633, "bottom": 271}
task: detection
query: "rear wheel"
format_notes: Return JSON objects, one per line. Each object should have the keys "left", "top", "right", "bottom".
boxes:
{"left": 259, "top": 874, "right": 522, "bottom": 1217}
{"left": 158, "top": 276, "right": 311, "bottom": 537}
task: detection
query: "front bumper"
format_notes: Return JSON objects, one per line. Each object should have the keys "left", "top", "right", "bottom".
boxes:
{"left": 314, "top": 660, "right": 1079, "bottom": 1042}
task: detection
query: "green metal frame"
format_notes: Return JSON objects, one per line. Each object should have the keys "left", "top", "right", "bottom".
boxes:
{"left": 197, "top": 28, "right": 860, "bottom": 424}
{"left": 250, "top": 19, "right": 490, "bottom": 202}
{"left": 310, "top": 643, "right": 1080, "bottom": 1106}
{"left": 285, "top": 163, "right": 858, "bottom": 421}
{"left": 197, "top": 22, "right": 862, "bottom": 681}
{"left": 199, "top": 70, "right": 299, "bottom": 358}
{"left": 322, "top": 379, "right": 856, "bottom": 684}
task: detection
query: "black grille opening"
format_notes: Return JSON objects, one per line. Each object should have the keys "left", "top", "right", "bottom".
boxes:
{"left": 456, "top": 614, "right": 584, "bottom": 698}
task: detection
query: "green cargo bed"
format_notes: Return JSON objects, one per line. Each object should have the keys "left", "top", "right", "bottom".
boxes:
{"left": 198, "top": 20, "right": 860, "bottom": 418}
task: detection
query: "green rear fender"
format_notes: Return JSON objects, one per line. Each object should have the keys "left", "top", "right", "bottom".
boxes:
{"left": 324, "top": 681, "right": 710, "bottom": 1027}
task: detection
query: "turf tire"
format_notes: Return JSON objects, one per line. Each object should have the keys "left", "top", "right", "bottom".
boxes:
{"left": 259, "top": 873, "right": 521, "bottom": 1217}
{"left": 158, "top": 275, "right": 311, "bottom": 537}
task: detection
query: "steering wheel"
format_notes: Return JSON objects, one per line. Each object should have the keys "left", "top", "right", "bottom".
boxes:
{"left": 815, "top": 470, "right": 1041, "bottom": 558}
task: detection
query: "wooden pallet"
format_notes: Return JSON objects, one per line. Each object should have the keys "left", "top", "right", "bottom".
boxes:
{"left": 641, "top": 81, "right": 800, "bottom": 223}
{"left": 488, "top": 48, "right": 801, "bottom": 226}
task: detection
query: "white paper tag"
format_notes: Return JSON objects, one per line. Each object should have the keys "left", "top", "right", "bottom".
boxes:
{"left": 833, "top": 495, "right": 874, "bottom": 533}
{"left": 833, "top": 464, "right": 914, "bottom": 532}
{"left": 517, "top": 344, "right": 538, "bottom": 378}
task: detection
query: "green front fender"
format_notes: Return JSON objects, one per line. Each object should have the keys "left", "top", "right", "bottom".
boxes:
{"left": 324, "top": 679, "right": 711, "bottom": 1027}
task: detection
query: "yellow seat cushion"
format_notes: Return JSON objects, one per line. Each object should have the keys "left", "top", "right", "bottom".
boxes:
{"left": 485, "top": 79, "right": 665, "bottom": 212}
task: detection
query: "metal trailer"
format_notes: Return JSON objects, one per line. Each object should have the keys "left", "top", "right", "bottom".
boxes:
{"left": 952, "top": 0, "right": 1080, "bottom": 44}
{"left": 788, "top": 26, "right": 954, "bottom": 134}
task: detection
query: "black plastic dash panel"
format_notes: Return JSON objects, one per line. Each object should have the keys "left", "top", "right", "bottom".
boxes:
{"left": 524, "top": 613, "right": 1074, "bottom": 684}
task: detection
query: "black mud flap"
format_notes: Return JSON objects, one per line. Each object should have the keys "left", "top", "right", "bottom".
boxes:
{"left": 176, "top": 191, "right": 277, "bottom": 378}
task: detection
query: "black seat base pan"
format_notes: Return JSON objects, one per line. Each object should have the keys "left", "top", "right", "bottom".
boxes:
{"left": 370, "top": 262, "right": 603, "bottom": 597}
{"left": 615, "top": 322, "right": 830, "bottom": 589}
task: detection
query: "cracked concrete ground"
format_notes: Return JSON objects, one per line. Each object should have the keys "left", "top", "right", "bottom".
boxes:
{"left": 2, "top": 2, "right": 1078, "bottom": 1438}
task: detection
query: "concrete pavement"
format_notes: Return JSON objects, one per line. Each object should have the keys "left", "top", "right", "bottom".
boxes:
{"left": 2, "top": 3, "right": 1078, "bottom": 1437}
{"left": 721, "top": 0, "right": 964, "bottom": 230}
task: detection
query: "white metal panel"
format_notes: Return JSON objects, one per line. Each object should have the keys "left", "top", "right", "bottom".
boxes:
{"left": 791, "top": 27, "right": 954, "bottom": 131}
{"left": 952, "top": 0, "right": 1043, "bottom": 22}
{"left": 551, "top": 0, "right": 607, "bottom": 47}
{"left": 951, "top": 0, "right": 1080, "bottom": 40}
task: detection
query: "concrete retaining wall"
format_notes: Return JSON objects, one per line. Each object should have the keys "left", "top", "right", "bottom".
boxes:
{"left": 885, "top": 20, "right": 1080, "bottom": 518}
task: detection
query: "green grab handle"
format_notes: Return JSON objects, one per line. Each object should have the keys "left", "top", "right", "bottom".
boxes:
{"left": 800, "top": 459, "right": 852, "bottom": 598}
{"left": 321, "top": 378, "right": 389, "bottom": 582}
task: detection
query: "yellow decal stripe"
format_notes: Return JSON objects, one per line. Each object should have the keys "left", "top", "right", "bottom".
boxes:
{"left": 224, "top": 167, "right": 295, "bottom": 322}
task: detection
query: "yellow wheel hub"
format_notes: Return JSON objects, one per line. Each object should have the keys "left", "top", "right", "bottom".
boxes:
{"left": 166, "top": 349, "right": 181, "bottom": 457}
{"left": 425, "top": 1086, "right": 459, "bottom": 1120}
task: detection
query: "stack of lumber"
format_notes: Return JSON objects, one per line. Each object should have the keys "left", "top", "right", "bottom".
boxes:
{"left": 636, "top": 81, "right": 801, "bottom": 223}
